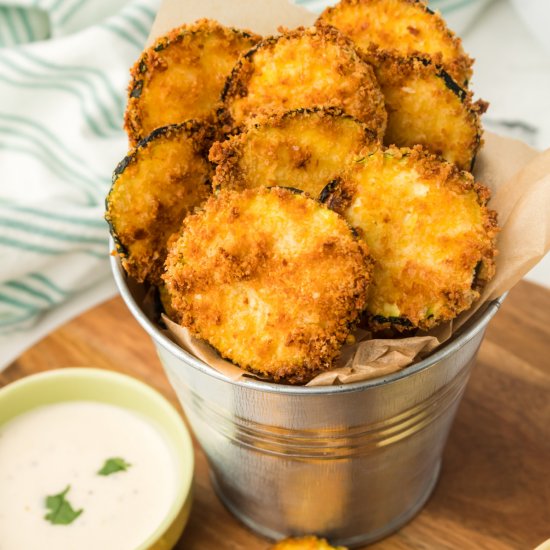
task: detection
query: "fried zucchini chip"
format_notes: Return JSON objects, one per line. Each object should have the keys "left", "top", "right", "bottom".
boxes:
{"left": 106, "top": 121, "right": 214, "bottom": 284}
{"left": 318, "top": 0, "right": 472, "bottom": 84}
{"left": 222, "top": 26, "right": 387, "bottom": 138}
{"left": 163, "top": 187, "right": 373, "bottom": 384}
{"left": 272, "top": 536, "right": 347, "bottom": 550}
{"left": 124, "top": 19, "right": 260, "bottom": 145}
{"left": 371, "top": 52, "right": 486, "bottom": 171}
{"left": 323, "top": 146, "right": 498, "bottom": 332}
{"left": 210, "top": 108, "right": 378, "bottom": 197}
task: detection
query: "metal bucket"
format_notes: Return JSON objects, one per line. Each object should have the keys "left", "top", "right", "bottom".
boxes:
{"left": 111, "top": 254, "right": 503, "bottom": 547}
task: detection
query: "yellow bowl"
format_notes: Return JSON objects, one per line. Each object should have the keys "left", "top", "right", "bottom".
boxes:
{"left": 0, "top": 367, "right": 194, "bottom": 550}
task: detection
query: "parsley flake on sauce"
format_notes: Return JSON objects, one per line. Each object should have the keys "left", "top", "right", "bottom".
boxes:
{"left": 97, "top": 457, "right": 131, "bottom": 476}
{"left": 44, "top": 485, "right": 83, "bottom": 525}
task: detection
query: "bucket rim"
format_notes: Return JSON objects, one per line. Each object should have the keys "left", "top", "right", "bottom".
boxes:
{"left": 110, "top": 246, "right": 504, "bottom": 395}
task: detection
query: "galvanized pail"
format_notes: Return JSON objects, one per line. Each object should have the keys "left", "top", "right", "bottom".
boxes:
{"left": 111, "top": 254, "right": 502, "bottom": 548}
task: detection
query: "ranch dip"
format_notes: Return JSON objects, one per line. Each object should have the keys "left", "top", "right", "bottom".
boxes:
{"left": 0, "top": 401, "right": 179, "bottom": 550}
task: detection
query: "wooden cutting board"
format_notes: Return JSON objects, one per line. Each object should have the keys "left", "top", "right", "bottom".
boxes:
{"left": 2, "top": 280, "right": 549, "bottom": 549}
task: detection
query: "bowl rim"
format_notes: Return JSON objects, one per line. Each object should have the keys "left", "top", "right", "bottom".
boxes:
{"left": 0, "top": 367, "right": 194, "bottom": 549}
{"left": 110, "top": 246, "right": 504, "bottom": 395}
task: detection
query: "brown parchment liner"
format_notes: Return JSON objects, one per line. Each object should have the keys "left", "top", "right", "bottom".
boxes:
{"left": 144, "top": 0, "right": 550, "bottom": 386}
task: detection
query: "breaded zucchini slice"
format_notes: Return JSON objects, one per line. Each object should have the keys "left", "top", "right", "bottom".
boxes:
{"left": 222, "top": 26, "right": 387, "bottom": 138}
{"left": 323, "top": 145, "right": 498, "bottom": 332}
{"left": 317, "top": 0, "right": 472, "bottom": 84}
{"left": 209, "top": 108, "right": 378, "bottom": 197}
{"left": 272, "top": 536, "right": 347, "bottom": 550}
{"left": 106, "top": 121, "right": 214, "bottom": 284}
{"left": 371, "top": 52, "right": 486, "bottom": 171}
{"left": 124, "top": 19, "right": 260, "bottom": 145}
{"left": 163, "top": 187, "right": 373, "bottom": 384}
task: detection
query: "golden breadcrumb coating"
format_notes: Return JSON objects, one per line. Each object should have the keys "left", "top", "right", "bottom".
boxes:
{"left": 317, "top": 0, "right": 472, "bottom": 84}
{"left": 222, "top": 26, "right": 387, "bottom": 138}
{"left": 369, "top": 51, "right": 486, "bottom": 171}
{"left": 272, "top": 536, "right": 347, "bottom": 550}
{"left": 210, "top": 107, "right": 379, "bottom": 197}
{"left": 124, "top": 19, "right": 260, "bottom": 145}
{"left": 323, "top": 145, "right": 498, "bottom": 332}
{"left": 106, "top": 121, "right": 214, "bottom": 284}
{"left": 163, "top": 187, "right": 373, "bottom": 384}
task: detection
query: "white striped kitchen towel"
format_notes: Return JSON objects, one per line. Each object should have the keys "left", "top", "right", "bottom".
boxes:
{"left": 0, "top": 0, "right": 160, "bottom": 369}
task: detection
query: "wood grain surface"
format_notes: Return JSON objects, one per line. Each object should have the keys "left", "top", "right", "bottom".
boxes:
{"left": 2, "top": 280, "right": 549, "bottom": 550}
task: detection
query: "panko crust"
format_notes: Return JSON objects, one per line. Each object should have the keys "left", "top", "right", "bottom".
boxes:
{"left": 272, "top": 536, "right": 347, "bottom": 550}
{"left": 124, "top": 19, "right": 260, "bottom": 146}
{"left": 317, "top": 0, "right": 473, "bottom": 84}
{"left": 323, "top": 145, "right": 498, "bottom": 332}
{"left": 163, "top": 187, "right": 373, "bottom": 384}
{"left": 209, "top": 107, "right": 379, "bottom": 197}
{"left": 106, "top": 121, "right": 215, "bottom": 284}
{"left": 368, "top": 50, "right": 486, "bottom": 171}
{"left": 221, "top": 26, "right": 387, "bottom": 138}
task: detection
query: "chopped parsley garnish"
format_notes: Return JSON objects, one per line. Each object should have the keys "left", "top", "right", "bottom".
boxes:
{"left": 97, "top": 457, "right": 131, "bottom": 476}
{"left": 44, "top": 485, "right": 83, "bottom": 525}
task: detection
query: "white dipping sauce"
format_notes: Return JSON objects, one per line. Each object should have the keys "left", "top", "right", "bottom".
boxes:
{"left": 0, "top": 401, "right": 179, "bottom": 550}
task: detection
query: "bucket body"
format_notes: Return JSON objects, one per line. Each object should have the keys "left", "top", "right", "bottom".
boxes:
{"left": 112, "top": 255, "right": 501, "bottom": 547}
{"left": 158, "top": 336, "right": 480, "bottom": 547}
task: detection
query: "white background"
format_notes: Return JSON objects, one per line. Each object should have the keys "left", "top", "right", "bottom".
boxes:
{"left": 461, "top": 0, "right": 550, "bottom": 288}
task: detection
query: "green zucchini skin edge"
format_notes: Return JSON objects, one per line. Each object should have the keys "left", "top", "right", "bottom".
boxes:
{"left": 111, "top": 120, "right": 212, "bottom": 183}
{"left": 436, "top": 68, "right": 482, "bottom": 172}
{"left": 318, "top": 179, "right": 361, "bottom": 240}
{"left": 266, "top": 186, "right": 305, "bottom": 195}
{"left": 319, "top": 179, "right": 340, "bottom": 205}
{"left": 371, "top": 315, "right": 414, "bottom": 328}
{"left": 217, "top": 35, "right": 277, "bottom": 130}
{"left": 245, "top": 106, "right": 379, "bottom": 142}
{"left": 212, "top": 106, "right": 380, "bottom": 195}
{"left": 220, "top": 35, "right": 279, "bottom": 104}
{"left": 437, "top": 67, "right": 467, "bottom": 102}
{"left": 105, "top": 120, "right": 215, "bottom": 261}
{"left": 221, "top": 29, "right": 361, "bottom": 102}
{"left": 399, "top": 55, "right": 481, "bottom": 171}
{"left": 410, "top": 55, "right": 467, "bottom": 102}
{"left": 219, "top": 27, "right": 371, "bottom": 129}
{"left": 129, "top": 27, "right": 257, "bottom": 100}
